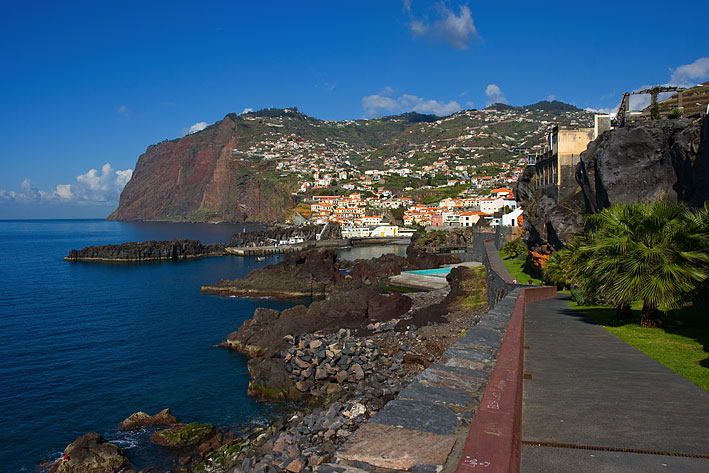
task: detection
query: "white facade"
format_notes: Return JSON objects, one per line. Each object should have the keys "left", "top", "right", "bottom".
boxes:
{"left": 501, "top": 207, "right": 524, "bottom": 227}
{"left": 341, "top": 225, "right": 400, "bottom": 238}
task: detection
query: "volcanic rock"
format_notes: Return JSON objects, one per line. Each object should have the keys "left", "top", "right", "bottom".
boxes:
{"left": 517, "top": 116, "right": 709, "bottom": 250}
{"left": 406, "top": 232, "right": 463, "bottom": 269}
{"left": 49, "top": 432, "right": 129, "bottom": 473}
{"left": 222, "top": 288, "right": 411, "bottom": 359}
{"left": 120, "top": 408, "right": 178, "bottom": 430}
{"left": 202, "top": 249, "right": 343, "bottom": 298}
{"left": 65, "top": 239, "right": 224, "bottom": 262}
{"left": 150, "top": 422, "right": 217, "bottom": 448}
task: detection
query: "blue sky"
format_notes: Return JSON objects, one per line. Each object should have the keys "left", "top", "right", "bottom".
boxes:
{"left": 1, "top": 0, "right": 708, "bottom": 218}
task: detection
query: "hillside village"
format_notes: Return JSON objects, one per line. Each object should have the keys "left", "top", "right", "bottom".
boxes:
{"left": 228, "top": 104, "right": 594, "bottom": 235}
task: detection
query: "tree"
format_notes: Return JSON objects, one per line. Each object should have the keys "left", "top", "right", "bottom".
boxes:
{"left": 542, "top": 249, "right": 571, "bottom": 289}
{"left": 567, "top": 201, "right": 708, "bottom": 327}
{"left": 501, "top": 238, "right": 527, "bottom": 260}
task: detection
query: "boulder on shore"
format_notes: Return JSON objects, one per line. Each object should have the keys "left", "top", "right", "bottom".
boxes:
{"left": 49, "top": 432, "right": 130, "bottom": 473}
{"left": 120, "top": 408, "right": 178, "bottom": 430}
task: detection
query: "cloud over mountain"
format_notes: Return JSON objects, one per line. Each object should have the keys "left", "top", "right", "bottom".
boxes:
{"left": 485, "top": 84, "right": 507, "bottom": 105}
{"left": 362, "top": 87, "right": 460, "bottom": 117}
{"left": 186, "top": 121, "right": 208, "bottom": 135}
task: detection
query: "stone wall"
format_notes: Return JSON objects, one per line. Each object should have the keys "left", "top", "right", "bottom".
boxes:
{"left": 482, "top": 238, "right": 519, "bottom": 309}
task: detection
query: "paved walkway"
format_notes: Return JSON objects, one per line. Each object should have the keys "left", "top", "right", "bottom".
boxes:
{"left": 522, "top": 295, "right": 709, "bottom": 473}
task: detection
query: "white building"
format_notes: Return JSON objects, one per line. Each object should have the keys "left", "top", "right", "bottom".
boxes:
{"left": 501, "top": 207, "right": 524, "bottom": 227}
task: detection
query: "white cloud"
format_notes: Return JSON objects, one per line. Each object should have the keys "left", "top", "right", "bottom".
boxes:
{"left": 669, "top": 57, "right": 709, "bottom": 87}
{"left": 186, "top": 121, "right": 208, "bottom": 135}
{"left": 379, "top": 86, "right": 396, "bottom": 96}
{"left": 117, "top": 105, "right": 130, "bottom": 118}
{"left": 0, "top": 163, "right": 133, "bottom": 206}
{"left": 585, "top": 106, "right": 617, "bottom": 118}
{"left": 241, "top": 107, "right": 254, "bottom": 114}
{"left": 362, "top": 88, "right": 460, "bottom": 117}
{"left": 56, "top": 184, "right": 73, "bottom": 200}
{"left": 485, "top": 84, "right": 507, "bottom": 106}
{"left": 362, "top": 94, "right": 401, "bottom": 116}
{"left": 405, "top": 2, "right": 479, "bottom": 49}
{"left": 547, "top": 94, "right": 556, "bottom": 101}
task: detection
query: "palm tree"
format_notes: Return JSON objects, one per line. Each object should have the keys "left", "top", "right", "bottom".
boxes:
{"left": 575, "top": 201, "right": 708, "bottom": 327}
{"left": 543, "top": 249, "right": 571, "bottom": 289}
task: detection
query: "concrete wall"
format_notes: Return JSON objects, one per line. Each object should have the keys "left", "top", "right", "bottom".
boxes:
{"left": 557, "top": 128, "right": 595, "bottom": 156}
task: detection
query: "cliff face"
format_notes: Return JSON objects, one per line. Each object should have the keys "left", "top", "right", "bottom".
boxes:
{"left": 517, "top": 115, "right": 709, "bottom": 250}
{"left": 107, "top": 116, "right": 296, "bottom": 222}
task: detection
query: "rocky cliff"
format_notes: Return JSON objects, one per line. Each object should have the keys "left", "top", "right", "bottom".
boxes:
{"left": 517, "top": 115, "right": 709, "bottom": 250}
{"left": 107, "top": 115, "right": 296, "bottom": 222}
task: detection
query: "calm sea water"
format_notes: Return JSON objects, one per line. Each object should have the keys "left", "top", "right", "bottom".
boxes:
{"left": 0, "top": 219, "right": 405, "bottom": 472}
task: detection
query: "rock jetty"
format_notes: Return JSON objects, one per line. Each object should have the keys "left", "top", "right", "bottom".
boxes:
{"left": 65, "top": 239, "right": 225, "bottom": 262}
{"left": 184, "top": 268, "right": 488, "bottom": 473}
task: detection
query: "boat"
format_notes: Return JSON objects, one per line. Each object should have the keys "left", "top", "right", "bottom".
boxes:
{"left": 256, "top": 256, "right": 266, "bottom": 262}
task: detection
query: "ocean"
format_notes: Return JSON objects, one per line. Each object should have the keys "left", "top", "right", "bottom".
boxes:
{"left": 0, "top": 219, "right": 406, "bottom": 472}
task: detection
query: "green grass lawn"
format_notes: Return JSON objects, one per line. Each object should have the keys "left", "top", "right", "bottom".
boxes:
{"left": 569, "top": 302, "right": 709, "bottom": 392}
{"left": 498, "top": 252, "right": 543, "bottom": 285}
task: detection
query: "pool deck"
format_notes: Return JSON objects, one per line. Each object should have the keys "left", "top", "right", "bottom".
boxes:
{"left": 389, "top": 262, "right": 482, "bottom": 290}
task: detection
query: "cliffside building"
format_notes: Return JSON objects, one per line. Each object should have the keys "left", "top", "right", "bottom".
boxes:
{"left": 533, "top": 114, "right": 610, "bottom": 200}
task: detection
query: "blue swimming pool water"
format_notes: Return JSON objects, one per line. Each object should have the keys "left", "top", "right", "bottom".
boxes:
{"left": 404, "top": 267, "right": 453, "bottom": 276}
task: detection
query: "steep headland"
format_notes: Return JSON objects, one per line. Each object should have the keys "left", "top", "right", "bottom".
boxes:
{"left": 107, "top": 114, "right": 297, "bottom": 223}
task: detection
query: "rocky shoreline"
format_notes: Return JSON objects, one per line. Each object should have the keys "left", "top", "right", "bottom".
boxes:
{"left": 46, "top": 273, "right": 487, "bottom": 473}
{"left": 64, "top": 239, "right": 226, "bottom": 262}
{"left": 48, "top": 231, "right": 487, "bottom": 473}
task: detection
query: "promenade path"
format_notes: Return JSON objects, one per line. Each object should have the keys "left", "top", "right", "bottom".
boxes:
{"left": 521, "top": 295, "right": 709, "bottom": 473}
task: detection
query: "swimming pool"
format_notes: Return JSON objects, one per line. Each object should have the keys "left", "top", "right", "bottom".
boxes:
{"left": 404, "top": 267, "right": 453, "bottom": 276}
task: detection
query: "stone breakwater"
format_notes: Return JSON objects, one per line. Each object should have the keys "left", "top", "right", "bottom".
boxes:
{"left": 65, "top": 239, "right": 225, "bottom": 262}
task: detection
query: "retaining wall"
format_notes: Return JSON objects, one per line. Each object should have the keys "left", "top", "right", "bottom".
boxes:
{"left": 482, "top": 238, "right": 519, "bottom": 308}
